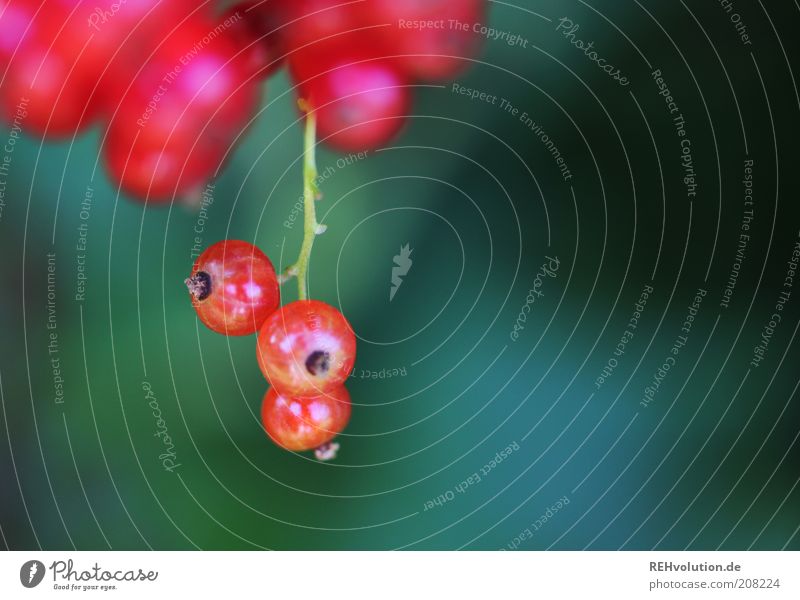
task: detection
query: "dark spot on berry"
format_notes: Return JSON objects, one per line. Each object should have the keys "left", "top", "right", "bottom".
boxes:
{"left": 306, "top": 350, "right": 330, "bottom": 376}
{"left": 185, "top": 271, "right": 212, "bottom": 302}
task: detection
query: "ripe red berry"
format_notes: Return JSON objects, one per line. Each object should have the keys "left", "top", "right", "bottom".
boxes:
{"left": 103, "top": 14, "right": 262, "bottom": 200}
{"left": 186, "top": 240, "right": 280, "bottom": 336}
{"left": 0, "top": 0, "right": 96, "bottom": 135}
{"left": 299, "top": 60, "right": 409, "bottom": 151}
{"left": 365, "top": 0, "right": 486, "bottom": 81}
{"left": 281, "top": 0, "right": 360, "bottom": 56}
{"left": 0, "top": 0, "right": 198, "bottom": 136}
{"left": 0, "top": 0, "right": 35, "bottom": 67}
{"left": 261, "top": 385, "right": 351, "bottom": 452}
{"left": 220, "top": 2, "right": 288, "bottom": 79}
{"left": 257, "top": 300, "right": 356, "bottom": 397}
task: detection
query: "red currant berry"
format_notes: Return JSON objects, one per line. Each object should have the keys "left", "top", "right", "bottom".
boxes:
{"left": 257, "top": 300, "right": 356, "bottom": 397}
{"left": 81, "top": 0, "right": 202, "bottom": 108}
{"left": 0, "top": 0, "right": 198, "bottom": 136}
{"left": 186, "top": 240, "right": 280, "bottom": 336}
{"left": 366, "top": 0, "right": 487, "bottom": 81}
{"left": 0, "top": 0, "right": 96, "bottom": 135}
{"left": 282, "top": 0, "right": 360, "bottom": 56}
{"left": 220, "top": 2, "right": 286, "bottom": 79}
{"left": 300, "top": 60, "right": 409, "bottom": 151}
{"left": 283, "top": 0, "right": 384, "bottom": 85}
{"left": 261, "top": 385, "right": 351, "bottom": 452}
{"left": 0, "top": 0, "right": 34, "bottom": 65}
{"left": 103, "top": 14, "right": 262, "bottom": 199}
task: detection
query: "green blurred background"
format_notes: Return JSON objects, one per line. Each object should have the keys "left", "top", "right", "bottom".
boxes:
{"left": 1, "top": 0, "right": 799, "bottom": 550}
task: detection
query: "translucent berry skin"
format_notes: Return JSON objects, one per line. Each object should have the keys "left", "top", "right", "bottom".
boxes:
{"left": 261, "top": 385, "right": 351, "bottom": 451}
{"left": 257, "top": 300, "right": 356, "bottom": 397}
{"left": 187, "top": 240, "right": 280, "bottom": 336}
{"left": 300, "top": 60, "right": 409, "bottom": 152}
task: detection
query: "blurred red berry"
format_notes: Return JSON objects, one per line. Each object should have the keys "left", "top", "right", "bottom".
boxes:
{"left": 221, "top": 1, "right": 289, "bottom": 78}
{"left": 0, "top": 0, "right": 96, "bottom": 135}
{"left": 0, "top": 0, "right": 199, "bottom": 136}
{"left": 1, "top": 0, "right": 490, "bottom": 193}
{"left": 300, "top": 59, "right": 409, "bottom": 151}
{"left": 282, "top": 0, "right": 361, "bottom": 55}
{"left": 364, "top": 0, "right": 486, "bottom": 81}
{"left": 103, "top": 14, "right": 262, "bottom": 199}
{"left": 0, "top": 0, "right": 35, "bottom": 65}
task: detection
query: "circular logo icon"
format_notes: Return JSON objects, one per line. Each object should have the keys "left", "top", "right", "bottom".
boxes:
{"left": 20, "top": 560, "right": 45, "bottom": 588}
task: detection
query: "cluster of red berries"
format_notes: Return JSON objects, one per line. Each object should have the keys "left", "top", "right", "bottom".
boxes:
{"left": 1, "top": 0, "right": 487, "bottom": 201}
{"left": 0, "top": 0, "right": 263, "bottom": 199}
{"left": 186, "top": 240, "right": 355, "bottom": 459}
{"left": 274, "top": 0, "right": 487, "bottom": 151}
{"left": 4, "top": 0, "right": 489, "bottom": 455}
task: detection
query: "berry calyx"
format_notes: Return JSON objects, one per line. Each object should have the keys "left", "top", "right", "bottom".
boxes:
{"left": 187, "top": 240, "right": 280, "bottom": 336}
{"left": 257, "top": 299, "right": 356, "bottom": 396}
{"left": 261, "top": 385, "right": 351, "bottom": 452}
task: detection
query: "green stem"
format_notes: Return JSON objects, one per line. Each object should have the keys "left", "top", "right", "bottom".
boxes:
{"left": 282, "top": 109, "right": 325, "bottom": 301}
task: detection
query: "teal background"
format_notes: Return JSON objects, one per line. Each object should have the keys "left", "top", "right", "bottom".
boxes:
{"left": 1, "top": 1, "right": 799, "bottom": 550}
